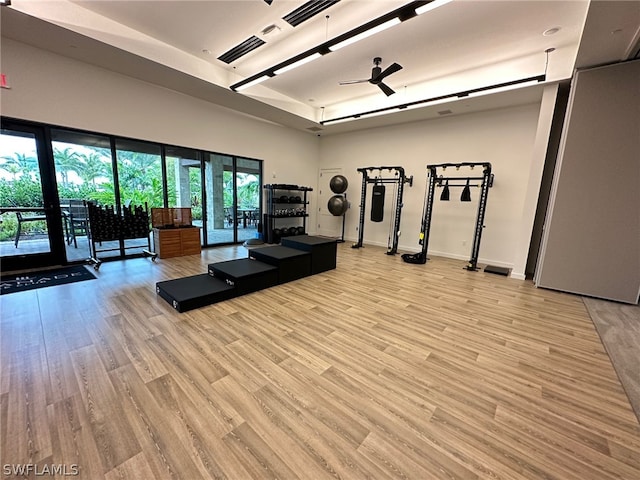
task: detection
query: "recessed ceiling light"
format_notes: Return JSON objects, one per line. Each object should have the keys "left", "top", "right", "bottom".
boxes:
{"left": 543, "top": 27, "right": 561, "bottom": 36}
{"left": 202, "top": 49, "right": 211, "bottom": 55}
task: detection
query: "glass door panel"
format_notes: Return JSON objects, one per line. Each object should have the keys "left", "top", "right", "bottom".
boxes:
{"left": 205, "top": 153, "right": 234, "bottom": 244}
{"left": 0, "top": 124, "right": 65, "bottom": 270}
{"left": 115, "top": 139, "right": 162, "bottom": 257}
{"left": 165, "top": 146, "right": 204, "bottom": 243}
{"left": 236, "top": 158, "right": 261, "bottom": 243}
{"left": 51, "top": 129, "right": 114, "bottom": 262}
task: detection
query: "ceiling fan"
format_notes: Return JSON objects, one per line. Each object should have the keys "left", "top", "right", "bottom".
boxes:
{"left": 339, "top": 57, "right": 403, "bottom": 96}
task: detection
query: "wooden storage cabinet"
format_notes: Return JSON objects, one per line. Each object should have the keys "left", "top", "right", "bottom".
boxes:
{"left": 153, "top": 227, "right": 201, "bottom": 258}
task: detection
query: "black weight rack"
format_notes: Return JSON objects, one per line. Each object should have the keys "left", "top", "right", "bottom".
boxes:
{"left": 85, "top": 201, "right": 157, "bottom": 270}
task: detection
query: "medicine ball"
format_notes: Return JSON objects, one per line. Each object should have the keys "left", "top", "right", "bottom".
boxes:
{"left": 288, "top": 226, "right": 298, "bottom": 236}
{"left": 279, "top": 195, "right": 289, "bottom": 203}
{"left": 289, "top": 195, "right": 298, "bottom": 203}
{"left": 296, "top": 226, "right": 304, "bottom": 235}
{"left": 329, "top": 175, "right": 348, "bottom": 194}
{"left": 327, "top": 194, "right": 348, "bottom": 216}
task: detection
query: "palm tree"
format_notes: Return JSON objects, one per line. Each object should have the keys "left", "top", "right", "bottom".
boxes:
{"left": 76, "top": 151, "right": 108, "bottom": 186}
{"left": 53, "top": 147, "right": 80, "bottom": 187}
{"left": 116, "top": 151, "right": 162, "bottom": 206}
{"left": 0, "top": 152, "right": 37, "bottom": 180}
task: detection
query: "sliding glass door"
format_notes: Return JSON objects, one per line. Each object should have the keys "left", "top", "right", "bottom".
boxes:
{"left": 236, "top": 158, "right": 261, "bottom": 244}
{"left": 165, "top": 146, "right": 204, "bottom": 243}
{"left": 0, "top": 121, "right": 66, "bottom": 270}
{"left": 50, "top": 129, "right": 114, "bottom": 262}
{"left": 1, "top": 118, "right": 265, "bottom": 272}
{"left": 203, "top": 154, "right": 262, "bottom": 244}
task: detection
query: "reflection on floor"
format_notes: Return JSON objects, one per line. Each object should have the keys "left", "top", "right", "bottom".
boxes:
{"left": 0, "top": 225, "right": 259, "bottom": 270}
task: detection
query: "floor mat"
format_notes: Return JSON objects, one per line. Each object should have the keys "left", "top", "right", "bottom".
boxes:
{"left": 0, "top": 265, "right": 96, "bottom": 295}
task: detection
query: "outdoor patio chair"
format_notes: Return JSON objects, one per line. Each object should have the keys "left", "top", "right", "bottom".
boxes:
{"left": 14, "top": 210, "right": 47, "bottom": 247}
{"left": 63, "top": 199, "right": 89, "bottom": 248}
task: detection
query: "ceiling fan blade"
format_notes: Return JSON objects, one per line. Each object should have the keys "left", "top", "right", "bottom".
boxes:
{"left": 339, "top": 79, "right": 370, "bottom": 85}
{"left": 375, "top": 63, "right": 403, "bottom": 82}
{"left": 378, "top": 82, "right": 395, "bottom": 96}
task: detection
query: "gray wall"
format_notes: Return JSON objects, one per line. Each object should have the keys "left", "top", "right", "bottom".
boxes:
{"left": 536, "top": 60, "right": 640, "bottom": 304}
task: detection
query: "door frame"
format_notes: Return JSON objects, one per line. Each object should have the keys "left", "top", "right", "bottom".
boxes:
{"left": 1, "top": 119, "right": 67, "bottom": 272}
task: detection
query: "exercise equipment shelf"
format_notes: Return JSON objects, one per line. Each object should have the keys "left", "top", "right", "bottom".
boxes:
{"left": 264, "top": 184, "right": 312, "bottom": 244}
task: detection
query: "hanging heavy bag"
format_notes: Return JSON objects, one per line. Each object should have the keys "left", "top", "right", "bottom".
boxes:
{"left": 371, "top": 183, "right": 385, "bottom": 222}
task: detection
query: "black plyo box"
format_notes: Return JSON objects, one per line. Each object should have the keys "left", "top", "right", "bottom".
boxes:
{"left": 156, "top": 273, "right": 236, "bottom": 312}
{"left": 249, "top": 246, "right": 311, "bottom": 283}
{"left": 281, "top": 235, "right": 337, "bottom": 274}
{"left": 208, "top": 258, "right": 278, "bottom": 295}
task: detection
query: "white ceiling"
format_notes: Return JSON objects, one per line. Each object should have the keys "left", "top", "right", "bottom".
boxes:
{"left": 2, "top": 1, "right": 639, "bottom": 134}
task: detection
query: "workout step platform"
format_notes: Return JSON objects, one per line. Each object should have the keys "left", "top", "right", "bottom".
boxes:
{"left": 281, "top": 235, "right": 337, "bottom": 274}
{"left": 156, "top": 273, "right": 236, "bottom": 313}
{"left": 208, "top": 258, "right": 279, "bottom": 295}
{"left": 249, "top": 245, "right": 311, "bottom": 283}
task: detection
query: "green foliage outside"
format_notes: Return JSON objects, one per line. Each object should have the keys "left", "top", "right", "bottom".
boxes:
{"left": 0, "top": 146, "right": 260, "bottom": 241}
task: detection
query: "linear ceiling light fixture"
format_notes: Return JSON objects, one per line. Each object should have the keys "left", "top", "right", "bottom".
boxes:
{"left": 415, "top": 0, "right": 453, "bottom": 15}
{"left": 273, "top": 52, "right": 322, "bottom": 74}
{"left": 234, "top": 75, "right": 271, "bottom": 91}
{"left": 320, "top": 74, "right": 546, "bottom": 125}
{"left": 328, "top": 17, "right": 401, "bottom": 51}
{"left": 230, "top": 1, "right": 433, "bottom": 92}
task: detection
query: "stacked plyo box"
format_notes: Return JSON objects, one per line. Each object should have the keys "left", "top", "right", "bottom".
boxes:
{"left": 156, "top": 236, "right": 337, "bottom": 312}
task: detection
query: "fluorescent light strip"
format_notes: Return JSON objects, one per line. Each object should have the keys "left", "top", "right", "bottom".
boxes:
{"left": 322, "top": 117, "right": 355, "bottom": 125}
{"left": 321, "top": 75, "right": 545, "bottom": 124}
{"left": 360, "top": 109, "right": 399, "bottom": 118}
{"left": 329, "top": 17, "right": 401, "bottom": 51}
{"left": 235, "top": 75, "right": 270, "bottom": 91}
{"left": 274, "top": 53, "right": 322, "bottom": 75}
{"left": 415, "top": 0, "right": 453, "bottom": 15}
{"left": 405, "top": 97, "right": 453, "bottom": 109}
{"left": 466, "top": 79, "right": 541, "bottom": 97}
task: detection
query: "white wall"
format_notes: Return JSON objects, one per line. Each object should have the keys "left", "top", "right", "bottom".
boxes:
{"left": 0, "top": 38, "right": 321, "bottom": 230}
{"left": 1, "top": 38, "right": 551, "bottom": 272}
{"left": 318, "top": 104, "right": 542, "bottom": 270}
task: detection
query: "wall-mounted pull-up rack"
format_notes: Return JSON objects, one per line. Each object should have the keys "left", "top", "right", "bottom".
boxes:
{"left": 402, "top": 162, "right": 493, "bottom": 270}
{"left": 352, "top": 165, "right": 413, "bottom": 255}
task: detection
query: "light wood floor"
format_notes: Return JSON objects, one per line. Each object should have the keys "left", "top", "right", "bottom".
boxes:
{"left": 2, "top": 243, "right": 639, "bottom": 479}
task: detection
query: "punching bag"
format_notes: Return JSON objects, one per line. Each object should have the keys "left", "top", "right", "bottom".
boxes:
{"left": 371, "top": 183, "right": 385, "bottom": 222}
